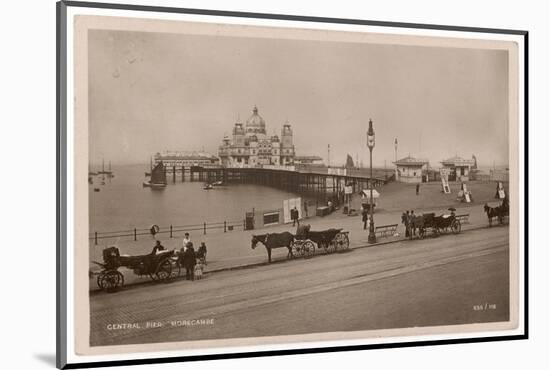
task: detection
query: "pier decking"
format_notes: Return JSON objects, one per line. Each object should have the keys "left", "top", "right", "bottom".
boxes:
{"left": 160, "top": 164, "right": 391, "bottom": 199}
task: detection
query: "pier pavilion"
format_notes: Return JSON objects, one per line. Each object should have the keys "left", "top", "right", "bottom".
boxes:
{"left": 218, "top": 106, "right": 295, "bottom": 167}
{"left": 393, "top": 156, "right": 429, "bottom": 183}
{"left": 440, "top": 155, "right": 476, "bottom": 182}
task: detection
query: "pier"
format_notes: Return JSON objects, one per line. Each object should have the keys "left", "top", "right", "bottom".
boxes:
{"left": 161, "top": 164, "right": 390, "bottom": 200}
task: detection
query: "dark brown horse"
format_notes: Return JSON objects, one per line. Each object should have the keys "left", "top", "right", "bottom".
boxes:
{"left": 484, "top": 203, "right": 509, "bottom": 226}
{"left": 408, "top": 214, "right": 426, "bottom": 239}
{"left": 251, "top": 232, "right": 295, "bottom": 263}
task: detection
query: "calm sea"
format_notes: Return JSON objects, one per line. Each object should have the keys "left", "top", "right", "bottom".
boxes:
{"left": 89, "top": 164, "right": 314, "bottom": 233}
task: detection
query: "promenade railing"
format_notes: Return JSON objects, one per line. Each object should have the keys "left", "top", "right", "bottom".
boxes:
{"left": 90, "top": 219, "right": 245, "bottom": 245}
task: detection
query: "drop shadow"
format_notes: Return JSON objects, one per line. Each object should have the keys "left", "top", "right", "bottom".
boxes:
{"left": 34, "top": 353, "right": 56, "bottom": 367}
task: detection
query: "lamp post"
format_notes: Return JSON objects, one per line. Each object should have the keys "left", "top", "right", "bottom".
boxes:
{"left": 367, "top": 119, "right": 376, "bottom": 244}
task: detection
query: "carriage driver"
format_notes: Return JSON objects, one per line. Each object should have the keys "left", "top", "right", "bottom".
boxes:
{"left": 150, "top": 240, "right": 165, "bottom": 255}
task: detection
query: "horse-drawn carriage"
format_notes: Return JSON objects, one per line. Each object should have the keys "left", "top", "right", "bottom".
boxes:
{"left": 408, "top": 208, "right": 461, "bottom": 239}
{"left": 251, "top": 226, "right": 350, "bottom": 263}
{"left": 93, "top": 246, "right": 180, "bottom": 292}
{"left": 293, "top": 226, "right": 350, "bottom": 256}
{"left": 484, "top": 200, "right": 509, "bottom": 226}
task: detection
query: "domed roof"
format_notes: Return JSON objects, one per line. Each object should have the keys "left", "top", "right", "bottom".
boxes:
{"left": 245, "top": 106, "right": 266, "bottom": 135}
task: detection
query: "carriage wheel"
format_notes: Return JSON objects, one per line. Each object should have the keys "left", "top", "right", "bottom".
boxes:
{"left": 334, "top": 233, "right": 350, "bottom": 251}
{"left": 291, "top": 241, "right": 302, "bottom": 258}
{"left": 98, "top": 270, "right": 124, "bottom": 292}
{"left": 154, "top": 259, "right": 173, "bottom": 282}
{"left": 451, "top": 220, "right": 461, "bottom": 234}
{"left": 301, "top": 240, "right": 315, "bottom": 258}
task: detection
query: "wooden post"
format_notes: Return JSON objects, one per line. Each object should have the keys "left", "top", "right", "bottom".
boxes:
{"left": 173, "top": 166, "right": 176, "bottom": 183}
{"left": 182, "top": 165, "right": 185, "bottom": 182}
{"left": 224, "top": 221, "right": 227, "bottom": 233}
{"left": 203, "top": 222, "right": 206, "bottom": 235}
{"left": 170, "top": 225, "right": 173, "bottom": 238}
{"left": 94, "top": 232, "right": 98, "bottom": 245}
{"left": 134, "top": 228, "right": 137, "bottom": 241}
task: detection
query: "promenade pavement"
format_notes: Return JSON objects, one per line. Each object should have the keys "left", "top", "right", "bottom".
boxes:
{"left": 88, "top": 183, "right": 506, "bottom": 292}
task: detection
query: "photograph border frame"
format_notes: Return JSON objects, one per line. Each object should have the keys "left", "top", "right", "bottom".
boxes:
{"left": 56, "top": 1, "right": 529, "bottom": 368}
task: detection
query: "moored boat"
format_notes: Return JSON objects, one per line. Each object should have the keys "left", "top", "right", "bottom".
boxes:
{"left": 143, "top": 160, "right": 167, "bottom": 190}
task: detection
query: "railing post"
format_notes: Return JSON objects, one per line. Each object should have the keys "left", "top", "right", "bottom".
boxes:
{"left": 94, "top": 232, "right": 98, "bottom": 245}
{"left": 203, "top": 222, "right": 206, "bottom": 235}
{"left": 170, "top": 225, "right": 173, "bottom": 238}
{"left": 224, "top": 221, "right": 227, "bottom": 233}
{"left": 134, "top": 228, "right": 137, "bottom": 241}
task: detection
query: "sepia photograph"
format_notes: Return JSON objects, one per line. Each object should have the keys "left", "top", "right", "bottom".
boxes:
{"left": 61, "top": 6, "right": 525, "bottom": 365}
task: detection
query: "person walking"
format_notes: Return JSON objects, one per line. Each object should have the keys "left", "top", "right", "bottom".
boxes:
{"left": 182, "top": 242, "right": 197, "bottom": 281}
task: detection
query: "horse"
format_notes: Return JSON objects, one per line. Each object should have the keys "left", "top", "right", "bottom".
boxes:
{"left": 484, "top": 203, "right": 508, "bottom": 226}
{"left": 251, "top": 232, "right": 295, "bottom": 263}
{"left": 408, "top": 214, "right": 426, "bottom": 239}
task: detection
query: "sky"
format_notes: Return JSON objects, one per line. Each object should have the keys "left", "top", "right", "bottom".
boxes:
{"left": 88, "top": 28, "right": 510, "bottom": 168}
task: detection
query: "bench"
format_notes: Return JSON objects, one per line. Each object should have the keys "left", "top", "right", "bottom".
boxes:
{"left": 375, "top": 224, "right": 398, "bottom": 238}
{"left": 455, "top": 214, "right": 470, "bottom": 224}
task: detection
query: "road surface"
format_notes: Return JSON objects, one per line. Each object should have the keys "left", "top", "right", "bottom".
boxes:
{"left": 90, "top": 225, "right": 510, "bottom": 346}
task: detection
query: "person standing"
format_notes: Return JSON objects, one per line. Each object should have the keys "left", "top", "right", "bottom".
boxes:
{"left": 291, "top": 206, "right": 300, "bottom": 226}
{"left": 183, "top": 242, "right": 197, "bottom": 281}
{"left": 304, "top": 201, "right": 308, "bottom": 218}
{"left": 409, "top": 210, "right": 416, "bottom": 236}
{"left": 416, "top": 183, "right": 420, "bottom": 195}
{"left": 402, "top": 210, "right": 410, "bottom": 237}
{"left": 362, "top": 206, "right": 369, "bottom": 230}
{"left": 182, "top": 233, "right": 191, "bottom": 252}
{"left": 197, "top": 242, "right": 208, "bottom": 265}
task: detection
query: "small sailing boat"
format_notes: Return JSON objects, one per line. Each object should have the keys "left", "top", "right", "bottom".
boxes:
{"left": 98, "top": 159, "right": 114, "bottom": 176}
{"left": 143, "top": 160, "right": 167, "bottom": 190}
{"left": 107, "top": 161, "right": 114, "bottom": 178}
{"left": 203, "top": 183, "right": 213, "bottom": 190}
